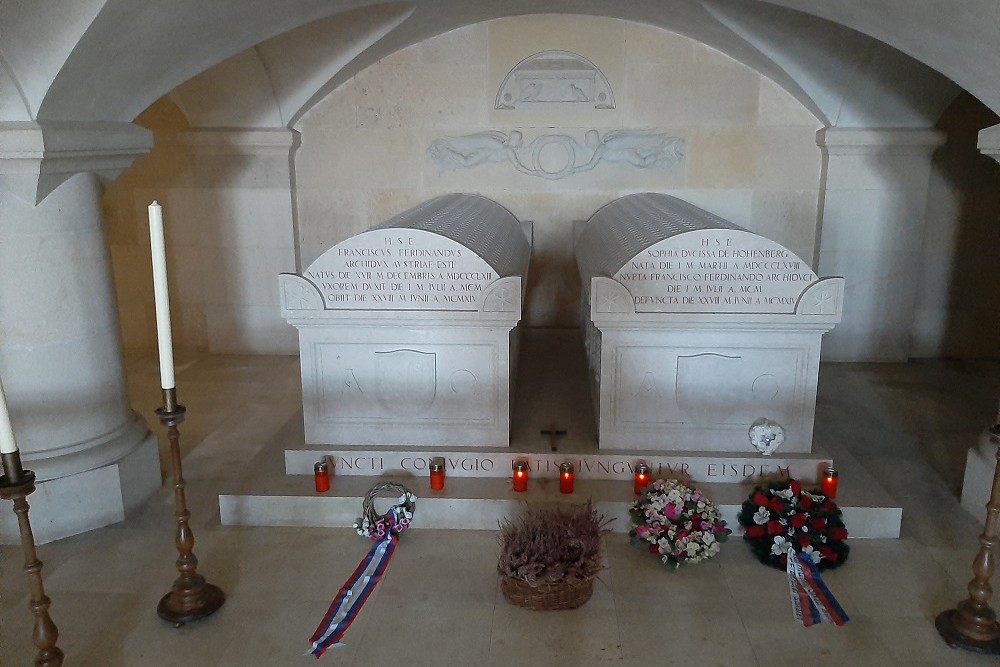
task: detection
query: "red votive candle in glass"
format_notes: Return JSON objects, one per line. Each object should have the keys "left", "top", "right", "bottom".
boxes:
{"left": 430, "top": 458, "right": 445, "bottom": 491}
{"left": 559, "top": 463, "right": 575, "bottom": 494}
{"left": 634, "top": 462, "right": 650, "bottom": 495}
{"left": 314, "top": 460, "right": 330, "bottom": 493}
{"left": 512, "top": 460, "right": 528, "bottom": 492}
{"left": 821, "top": 465, "right": 839, "bottom": 499}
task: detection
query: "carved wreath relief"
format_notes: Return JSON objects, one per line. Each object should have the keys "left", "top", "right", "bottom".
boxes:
{"left": 427, "top": 130, "right": 685, "bottom": 180}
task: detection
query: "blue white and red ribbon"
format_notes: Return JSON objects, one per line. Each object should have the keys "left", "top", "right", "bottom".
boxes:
{"left": 308, "top": 534, "right": 397, "bottom": 657}
{"left": 786, "top": 550, "right": 849, "bottom": 627}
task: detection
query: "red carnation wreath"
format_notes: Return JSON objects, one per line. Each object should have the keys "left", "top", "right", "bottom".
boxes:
{"left": 737, "top": 478, "right": 849, "bottom": 570}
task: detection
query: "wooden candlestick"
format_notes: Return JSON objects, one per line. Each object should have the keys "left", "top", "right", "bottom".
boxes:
{"left": 156, "top": 388, "right": 225, "bottom": 626}
{"left": 0, "top": 452, "right": 63, "bottom": 666}
{"left": 935, "top": 422, "right": 1000, "bottom": 653}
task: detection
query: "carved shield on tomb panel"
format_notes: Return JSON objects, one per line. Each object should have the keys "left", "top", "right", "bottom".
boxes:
{"left": 375, "top": 350, "right": 437, "bottom": 416}
{"left": 675, "top": 354, "right": 743, "bottom": 424}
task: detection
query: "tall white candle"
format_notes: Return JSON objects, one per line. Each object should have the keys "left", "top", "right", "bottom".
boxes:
{"left": 148, "top": 201, "right": 176, "bottom": 389}
{"left": 0, "top": 375, "right": 18, "bottom": 454}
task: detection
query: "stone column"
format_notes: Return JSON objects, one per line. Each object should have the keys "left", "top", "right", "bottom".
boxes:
{"left": 815, "top": 128, "right": 945, "bottom": 361}
{"left": 0, "top": 121, "right": 159, "bottom": 543}
{"left": 960, "top": 123, "right": 1000, "bottom": 521}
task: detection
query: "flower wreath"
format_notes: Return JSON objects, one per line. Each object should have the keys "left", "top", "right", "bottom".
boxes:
{"left": 353, "top": 481, "right": 417, "bottom": 540}
{"left": 629, "top": 479, "right": 731, "bottom": 570}
{"left": 738, "top": 479, "right": 849, "bottom": 570}
{"left": 311, "top": 482, "right": 417, "bottom": 657}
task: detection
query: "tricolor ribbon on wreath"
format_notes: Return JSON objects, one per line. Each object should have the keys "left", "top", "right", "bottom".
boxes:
{"left": 785, "top": 549, "right": 849, "bottom": 627}
{"left": 308, "top": 483, "right": 416, "bottom": 658}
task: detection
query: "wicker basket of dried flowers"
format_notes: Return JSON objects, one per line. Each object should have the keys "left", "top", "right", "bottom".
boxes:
{"left": 497, "top": 502, "right": 612, "bottom": 610}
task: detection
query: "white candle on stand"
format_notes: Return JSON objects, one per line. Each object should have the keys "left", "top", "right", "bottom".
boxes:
{"left": 0, "top": 376, "right": 18, "bottom": 454}
{"left": 148, "top": 201, "right": 176, "bottom": 390}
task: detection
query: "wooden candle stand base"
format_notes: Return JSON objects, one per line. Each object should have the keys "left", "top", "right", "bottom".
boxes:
{"left": 157, "top": 576, "right": 226, "bottom": 626}
{"left": 935, "top": 607, "right": 1000, "bottom": 654}
{"left": 936, "top": 424, "right": 1000, "bottom": 655}
{"left": 156, "top": 390, "right": 225, "bottom": 627}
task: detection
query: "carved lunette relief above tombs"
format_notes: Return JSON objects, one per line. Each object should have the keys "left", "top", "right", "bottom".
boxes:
{"left": 427, "top": 129, "right": 686, "bottom": 180}
{"left": 427, "top": 50, "right": 682, "bottom": 179}
{"left": 495, "top": 51, "right": 615, "bottom": 110}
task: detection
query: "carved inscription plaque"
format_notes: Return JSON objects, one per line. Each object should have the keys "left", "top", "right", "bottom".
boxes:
{"left": 303, "top": 229, "right": 498, "bottom": 310}
{"left": 613, "top": 230, "right": 817, "bottom": 314}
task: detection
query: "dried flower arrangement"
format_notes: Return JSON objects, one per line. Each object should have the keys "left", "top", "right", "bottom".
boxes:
{"left": 497, "top": 502, "right": 612, "bottom": 610}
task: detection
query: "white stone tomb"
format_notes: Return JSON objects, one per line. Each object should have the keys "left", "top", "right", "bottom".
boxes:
{"left": 576, "top": 193, "right": 844, "bottom": 452}
{"left": 280, "top": 194, "right": 531, "bottom": 447}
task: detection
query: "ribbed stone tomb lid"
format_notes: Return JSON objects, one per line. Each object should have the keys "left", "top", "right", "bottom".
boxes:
{"left": 576, "top": 193, "right": 744, "bottom": 280}
{"left": 300, "top": 194, "right": 529, "bottom": 311}
{"left": 577, "top": 193, "right": 818, "bottom": 315}
{"left": 371, "top": 193, "right": 529, "bottom": 277}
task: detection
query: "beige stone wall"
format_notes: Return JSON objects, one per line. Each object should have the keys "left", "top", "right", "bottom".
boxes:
{"left": 295, "top": 15, "right": 822, "bottom": 328}
{"left": 104, "top": 15, "right": 823, "bottom": 354}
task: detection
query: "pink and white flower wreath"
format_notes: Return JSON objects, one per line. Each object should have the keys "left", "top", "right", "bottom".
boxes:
{"left": 629, "top": 479, "right": 731, "bottom": 570}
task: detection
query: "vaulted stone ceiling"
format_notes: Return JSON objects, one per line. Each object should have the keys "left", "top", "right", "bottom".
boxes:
{"left": 0, "top": 1, "right": 995, "bottom": 128}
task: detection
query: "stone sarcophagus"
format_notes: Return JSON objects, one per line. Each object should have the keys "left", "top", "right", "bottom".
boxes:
{"left": 280, "top": 194, "right": 531, "bottom": 447}
{"left": 576, "top": 193, "right": 843, "bottom": 453}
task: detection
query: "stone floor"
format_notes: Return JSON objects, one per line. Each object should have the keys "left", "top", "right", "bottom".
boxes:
{"left": 2, "top": 336, "right": 1000, "bottom": 666}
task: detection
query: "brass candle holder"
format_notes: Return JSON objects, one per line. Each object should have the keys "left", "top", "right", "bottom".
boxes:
{"left": 0, "top": 450, "right": 63, "bottom": 666}
{"left": 935, "top": 421, "right": 1000, "bottom": 654}
{"left": 155, "top": 387, "right": 225, "bottom": 626}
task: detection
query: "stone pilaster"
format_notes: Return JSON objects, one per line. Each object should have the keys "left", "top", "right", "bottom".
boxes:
{"left": 0, "top": 122, "right": 159, "bottom": 543}
{"left": 978, "top": 122, "right": 1000, "bottom": 165}
{"left": 141, "top": 127, "right": 301, "bottom": 354}
{"left": 815, "top": 128, "right": 945, "bottom": 361}
{"left": 960, "top": 123, "right": 1000, "bottom": 521}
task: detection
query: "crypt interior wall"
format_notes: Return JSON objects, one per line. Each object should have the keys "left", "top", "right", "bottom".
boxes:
{"left": 103, "top": 14, "right": 998, "bottom": 361}
{"left": 105, "top": 15, "right": 825, "bottom": 354}
{"left": 294, "top": 16, "right": 824, "bottom": 330}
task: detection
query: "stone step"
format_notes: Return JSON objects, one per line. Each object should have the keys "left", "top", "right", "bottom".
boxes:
{"left": 219, "top": 473, "right": 901, "bottom": 538}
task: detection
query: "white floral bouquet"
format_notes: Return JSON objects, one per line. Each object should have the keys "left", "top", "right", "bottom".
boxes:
{"left": 629, "top": 479, "right": 730, "bottom": 570}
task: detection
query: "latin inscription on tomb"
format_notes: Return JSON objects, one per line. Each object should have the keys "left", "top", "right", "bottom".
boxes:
{"left": 284, "top": 450, "right": 817, "bottom": 483}
{"left": 303, "top": 230, "right": 498, "bottom": 310}
{"left": 614, "top": 229, "right": 817, "bottom": 314}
